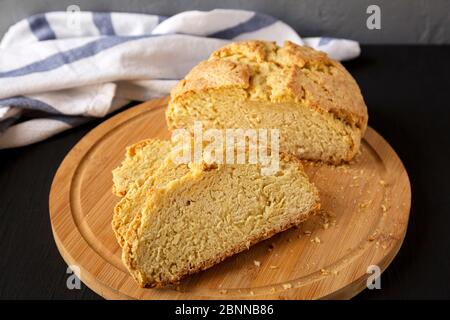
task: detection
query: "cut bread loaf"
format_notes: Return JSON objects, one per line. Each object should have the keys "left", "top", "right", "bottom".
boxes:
{"left": 112, "top": 139, "right": 172, "bottom": 197}
{"left": 122, "top": 153, "right": 319, "bottom": 287}
{"left": 166, "top": 40, "right": 368, "bottom": 163}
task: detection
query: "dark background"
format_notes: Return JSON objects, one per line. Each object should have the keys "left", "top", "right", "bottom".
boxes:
{"left": 0, "top": 0, "right": 449, "bottom": 44}
{"left": 1, "top": 0, "right": 450, "bottom": 300}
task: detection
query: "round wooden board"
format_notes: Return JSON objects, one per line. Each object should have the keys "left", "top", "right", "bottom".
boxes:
{"left": 49, "top": 97, "right": 411, "bottom": 300}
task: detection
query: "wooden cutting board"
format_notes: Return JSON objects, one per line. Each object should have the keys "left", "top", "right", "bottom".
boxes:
{"left": 49, "top": 97, "right": 411, "bottom": 300}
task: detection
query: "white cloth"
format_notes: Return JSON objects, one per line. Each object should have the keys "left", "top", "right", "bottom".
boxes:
{"left": 0, "top": 9, "right": 360, "bottom": 149}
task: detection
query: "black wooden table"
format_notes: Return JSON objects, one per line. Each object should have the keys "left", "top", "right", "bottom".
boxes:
{"left": 1, "top": 46, "right": 449, "bottom": 299}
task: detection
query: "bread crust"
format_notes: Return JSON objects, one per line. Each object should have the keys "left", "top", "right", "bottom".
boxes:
{"left": 169, "top": 40, "right": 368, "bottom": 133}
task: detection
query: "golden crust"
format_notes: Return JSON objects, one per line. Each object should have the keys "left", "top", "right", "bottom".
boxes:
{"left": 170, "top": 59, "right": 251, "bottom": 99}
{"left": 170, "top": 40, "right": 368, "bottom": 132}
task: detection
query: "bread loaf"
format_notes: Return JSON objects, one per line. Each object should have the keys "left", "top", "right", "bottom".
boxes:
{"left": 166, "top": 41, "right": 368, "bottom": 163}
{"left": 122, "top": 153, "right": 319, "bottom": 287}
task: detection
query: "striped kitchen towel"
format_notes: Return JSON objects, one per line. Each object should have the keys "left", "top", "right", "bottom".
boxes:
{"left": 0, "top": 9, "right": 360, "bottom": 149}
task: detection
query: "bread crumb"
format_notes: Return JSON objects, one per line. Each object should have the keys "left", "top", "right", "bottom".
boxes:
{"left": 381, "top": 204, "right": 388, "bottom": 212}
{"left": 379, "top": 180, "right": 388, "bottom": 186}
{"left": 311, "top": 236, "right": 321, "bottom": 244}
{"left": 359, "top": 200, "right": 372, "bottom": 208}
{"left": 219, "top": 289, "right": 227, "bottom": 294}
{"left": 249, "top": 291, "right": 255, "bottom": 295}
{"left": 319, "top": 209, "right": 335, "bottom": 228}
{"left": 269, "top": 265, "right": 279, "bottom": 269}
{"left": 303, "top": 230, "right": 312, "bottom": 236}
{"left": 282, "top": 283, "right": 292, "bottom": 289}
{"left": 253, "top": 260, "right": 261, "bottom": 267}
{"left": 320, "top": 268, "right": 329, "bottom": 275}
{"left": 368, "top": 230, "right": 379, "bottom": 241}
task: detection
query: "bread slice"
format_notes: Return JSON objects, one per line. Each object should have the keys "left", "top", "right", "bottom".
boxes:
{"left": 122, "top": 153, "right": 319, "bottom": 287}
{"left": 112, "top": 139, "right": 172, "bottom": 197}
{"left": 113, "top": 138, "right": 211, "bottom": 246}
{"left": 113, "top": 151, "right": 190, "bottom": 247}
{"left": 166, "top": 40, "right": 368, "bottom": 164}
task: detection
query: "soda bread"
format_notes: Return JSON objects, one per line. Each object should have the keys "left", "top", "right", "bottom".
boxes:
{"left": 111, "top": 41, "right": 370, "bottom": 287}
{"left": 122, "top": 153, "right": 319, "bottom": 287}
{"left": 166, "top": 41, "right": 368, "bottom": 163}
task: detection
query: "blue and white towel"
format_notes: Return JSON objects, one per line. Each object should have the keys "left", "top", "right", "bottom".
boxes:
{"left": 0, "top": 9, "right": 360, "bottom": 149}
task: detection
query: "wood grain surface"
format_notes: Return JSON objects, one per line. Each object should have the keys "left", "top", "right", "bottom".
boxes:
{"left": 49, "top": 97, "right": 411, "bottom": 300}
